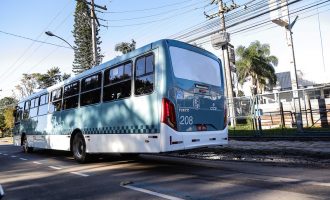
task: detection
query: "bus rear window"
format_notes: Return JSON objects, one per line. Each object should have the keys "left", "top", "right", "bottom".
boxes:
{"left": 169, "top": 47, "right": 221, "bottom": 87}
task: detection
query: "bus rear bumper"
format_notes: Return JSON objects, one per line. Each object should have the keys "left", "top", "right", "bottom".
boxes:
{"left": 160, "top": 123, "right": 228, "bottom": 152}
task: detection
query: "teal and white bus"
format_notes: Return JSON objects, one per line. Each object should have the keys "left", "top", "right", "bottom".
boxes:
{"left": 13, "top": 39, "right": 228, "bottom": 163}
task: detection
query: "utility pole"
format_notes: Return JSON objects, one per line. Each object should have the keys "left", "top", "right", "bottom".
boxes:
{"left": 83, "top": 0, "right": 107, "bottom": 65}
{"left": 269, "top": 0, "right": 303, "bottom": 132}
{"left": 91, "top": 0, "right": 97, "bottom": 65}
{"left": 205, "top": 0, "right": 239, "bottom": 127}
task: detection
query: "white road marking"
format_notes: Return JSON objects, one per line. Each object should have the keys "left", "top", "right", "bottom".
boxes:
{"left": 3, "top": 154, "right": 8, "bottom": 156}
{"left": 20, "top": 158, "right": 28, "bottom": 161}
{"left": 303, "top": 181, "right": 330, "bottom": 187}
{"left": 48, "top": 166, "right": 62, "bottom": 170}
{"left": 0, "top": 152, "right": 2, "bottom": 154}
{"left": 0, "top": 184, "right": 4, "bottom": 197}
{"left": 11, "top": 155, "right": 17, "bottom": 158}
{"left": 70, "top": 172, "right": 89, "bottom": 177}
{"left": 33, "top": 161, "right": 42, "bottom": 165}
{"left": 122, "top": 185, "right": 185, "bottom": 200}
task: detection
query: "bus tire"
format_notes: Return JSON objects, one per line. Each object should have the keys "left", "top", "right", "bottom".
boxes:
{"left": 72, "top": 133, "right": 88, "bottom": 163}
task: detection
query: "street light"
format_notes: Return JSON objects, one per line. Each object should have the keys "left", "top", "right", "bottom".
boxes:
{"left": 45, "top": 31, "right": 74, "bottom": 50}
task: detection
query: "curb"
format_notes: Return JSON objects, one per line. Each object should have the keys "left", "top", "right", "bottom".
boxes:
{"left": 229, "top": 136, "right": 330, "bottom": 141}
{"left": 213, "top": 147, "right": 330, "bottom": 159}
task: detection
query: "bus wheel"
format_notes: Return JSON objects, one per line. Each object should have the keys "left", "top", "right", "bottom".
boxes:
{"left": 72, "top": 133, "right": 88, "bottom": 163}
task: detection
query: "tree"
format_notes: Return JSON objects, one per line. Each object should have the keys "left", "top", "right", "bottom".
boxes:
{"left": 235, "top": 41, "right": 278, "bottom": 95}
{"left": 35, "top": 67, "right": 70, "bottom": 88}
{"left": 0, "top": 97, "right": 17, "bottom": 137}
{"left": 237, "top": 90, "right": 245, "bottom": 97}
{"left": 72, "top": 1, "right": 103, "bottom": 75}
{"left": 12, "top": 68, "right": 71, "bottom": 99}
{"left": 115, "top": 39, "right": 136, "bottom": 54}
{"left": 13, "top": 74, "right": 39, "bottom": 99}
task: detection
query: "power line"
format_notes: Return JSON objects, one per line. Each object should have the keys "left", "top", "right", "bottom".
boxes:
{"left": 1, "top": 1, "right": 72, "bottom": 80}
{"left": 170, "top": 0, "right": 270, "bottom": 41}
{"left": 187, "top": 0, "right": 303, "bottom": 43}
{"left": 108, "top": 5, "right": 205, "bottom": 27}
{"left": 104, "top": 0, "right": 193, "bottom": 13}
{"left": 195, "top": 1, "right": 330, "bottom": 46}
{"left": 105, "top": 0, "right": 202, "bottom": 21}
{"left": 0, "top": 30, "right": 72, "bottom": 49}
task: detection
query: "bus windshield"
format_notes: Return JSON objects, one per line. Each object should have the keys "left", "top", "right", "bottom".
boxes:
{"left": 169, "top": 46, "right": 221, "bottom": 87}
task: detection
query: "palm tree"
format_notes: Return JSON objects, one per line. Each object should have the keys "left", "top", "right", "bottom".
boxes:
{"left": 236, "top": 41, "right": 278, "bottom": 95}
{"left": 115, "top": 39, "right": 136, "bottom": 54}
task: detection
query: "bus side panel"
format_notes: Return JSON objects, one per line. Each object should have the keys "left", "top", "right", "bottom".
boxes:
{"left": 33, "top": 114, "right": 48, "bottom": 149}
{"left": 86, "top": 134, "right": 160, "bottom": 153}
{"left": 62, "top": 109, "right": 80, "bottom": 136}
{"left": 45, "top": 112, "right": 70, "bottom": 151}
{"left": 93, "top": 90, "right": 161, "bottom": 152}
{"left": 85, "top": 49, "right": 162, "bottom": 153}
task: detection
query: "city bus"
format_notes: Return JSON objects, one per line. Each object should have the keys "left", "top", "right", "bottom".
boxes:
{"left": 13, "top": 39, "right": 228, "bottom": 163}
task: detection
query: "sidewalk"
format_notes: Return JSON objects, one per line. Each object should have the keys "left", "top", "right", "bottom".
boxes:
{"left": 226, "top": 140, "right": 330, "bottom": 154}
{"left": 0, "top": 137, "right": 13, "bottom": 145}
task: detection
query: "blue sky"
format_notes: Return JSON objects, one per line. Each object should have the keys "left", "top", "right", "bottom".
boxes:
{"left": 0, "top": 0, "right": 329, "bottom": 98}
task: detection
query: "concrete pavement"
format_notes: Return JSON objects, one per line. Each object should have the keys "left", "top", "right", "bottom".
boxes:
{"left": 226, "top": 140, "right": 330, "bottom": 154}
{"left": 1, "top": 144, "right": 330, "bottom": 200}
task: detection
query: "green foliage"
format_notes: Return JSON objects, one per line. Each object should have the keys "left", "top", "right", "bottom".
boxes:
{"left": 236, "top": 41, "right": 278, "bottom": 95}
{"left": 0, "top": 97, "right": 17, "bottom": 137}
{"left": 4, "top": 108, "right": 15, "bottom": 130}
{"left": 115, "top": 39, "right": 136, "bottom": 54}
{"left": 13, "top": 67, "right": 71, "bottom": 99}
{"left": 237, "top": 90, "right": 245, "bottom": 97}
{"left": 72, "top": 1, "right": 103, "bottom": 74}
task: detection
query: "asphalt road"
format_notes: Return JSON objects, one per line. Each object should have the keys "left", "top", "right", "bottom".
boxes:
{"left": 1, "top": 144, "right": 330, "bottom": 200}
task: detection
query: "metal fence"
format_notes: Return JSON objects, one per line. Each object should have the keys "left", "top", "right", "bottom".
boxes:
{"left": 228, "top": 85, "right": 330, "bottom": 135}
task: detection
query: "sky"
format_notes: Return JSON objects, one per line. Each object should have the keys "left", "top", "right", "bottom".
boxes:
{"left": 0, "top": 0, "right": 329, "bottom": 98}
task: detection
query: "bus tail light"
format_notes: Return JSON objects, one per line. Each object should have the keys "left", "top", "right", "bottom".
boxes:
{"left": 161, "top": 98, "right": 177, "bottom": 130}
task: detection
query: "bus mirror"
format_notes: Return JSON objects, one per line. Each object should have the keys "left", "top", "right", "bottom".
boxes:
{"left": 13, "top": 110, "right": 17, "bottom": 117}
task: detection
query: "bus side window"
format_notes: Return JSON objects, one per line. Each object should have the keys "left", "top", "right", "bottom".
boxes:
{"left": 134, "top": 54, "right": 155, "bottom": 96}
{"left": 14, "top": 105, "right": 22, "bottom": 123}
{"left": 50, "top": 88, "right": 63, "bottom": 113}
{"left": 29, "top": 97, "right": 39, "bottom": 118}
{"left": 38, "top": 94, "right": 49, "bottom": 115}
{"left": 23, "top": 101, "right": 30, "bottom": 119}
{"left": 103, "top": 62, "right": 132, "bottom": 102}
{"left": 63, "top": 81, "right": 79, "bottom": 110}
{"left": 80, "top": 73, "right": 102, "bottom": 106}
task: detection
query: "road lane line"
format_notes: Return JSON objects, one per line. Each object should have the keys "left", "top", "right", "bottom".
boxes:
{"left": 48, "top": 166, "right": 62, "bottom": 170}
{"left": 303, "top": 181, "right": 330, "bottom": 187}
{"left": 122, "top": 185, "right": 184, "bottom": 200}
{"left": 70, "top": 172, "right": 89, "bottom": 177}
{"left": 20, "top": 158, "right": 28, "bottom": 161}
{"left": 3, "top": 154, "right": 8, "bottom": 156}
{"left": 11, "top": 155, "right": 17, "bottom": 158}
{"left": 0, "top": 184, "right": 4, "bottom": 197}
{"left": 33, "top": 161, "right": 42, "bottom": 165}
{"left": 0, "top": 152, "right": 2, "bottom": 154}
